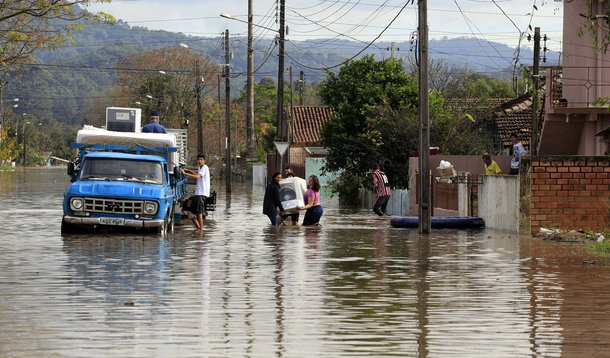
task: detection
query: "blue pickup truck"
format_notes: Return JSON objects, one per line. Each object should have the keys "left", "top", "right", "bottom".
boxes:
{"left": 61, "top": 131, "right": 187, "bottom": 235}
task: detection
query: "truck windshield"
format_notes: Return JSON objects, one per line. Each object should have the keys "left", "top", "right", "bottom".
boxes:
{"left": 80, "top": 158, "right": 164, "bottom": 184}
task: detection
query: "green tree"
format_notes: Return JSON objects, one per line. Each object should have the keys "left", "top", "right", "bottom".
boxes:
{"left": 408, "top": 58, "right": 515, "bottom": 99}
{"left": 319, "top": 56, "right": 419, "bottom": 189}
{"left": 320, "top": 56, "right": 495, "bottom": 194}
{"left": 109, "top": 46, "right": 221, "bottom": 158}
{"left": 0, "top": 1, "right": 114, "bottom": 68}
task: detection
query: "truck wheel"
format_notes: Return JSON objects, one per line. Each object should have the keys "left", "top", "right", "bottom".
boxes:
{"left": 61, "top": 219, "right": 79, "bottom": 234}
{"left": 155, "top": 218, "right": 168, "bottom": 236}
{"left": 167, "top": 206, "right": 175, "bottom": 234}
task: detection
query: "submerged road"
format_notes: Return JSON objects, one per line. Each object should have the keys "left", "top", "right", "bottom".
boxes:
{"left": 1, "top": 167, "right": 609, "bottom": 357}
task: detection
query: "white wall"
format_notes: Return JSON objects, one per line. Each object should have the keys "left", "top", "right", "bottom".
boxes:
{"left": 252, "top": 164, "right": 267, "bottom": 186}
{"left": 478, "top": 175, "right": 520, "bottom": 233}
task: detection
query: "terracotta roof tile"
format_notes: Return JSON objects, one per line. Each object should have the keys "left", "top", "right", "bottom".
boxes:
{"left": 289, "top": 106, "right": 335, "bottom": 145}
{"left": 494, "top": 94, "right": 532, "bottom": 148}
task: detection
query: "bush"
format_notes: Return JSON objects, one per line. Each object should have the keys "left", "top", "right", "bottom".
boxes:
{"left": 328, "top": 171, "right": 362, "bottom": 206}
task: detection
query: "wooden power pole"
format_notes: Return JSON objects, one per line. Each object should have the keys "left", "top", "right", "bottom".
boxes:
{"left": 224, "top": 29, "right": 232, "bottom": 193}
{"left": 532, "top": 27, "right": 540, "bottom": 156}
{"left": 418, "top": 0, "right": 431, "bottom": 234}
{"left": 246, "top": 0, "right": 255, "bottom": 161}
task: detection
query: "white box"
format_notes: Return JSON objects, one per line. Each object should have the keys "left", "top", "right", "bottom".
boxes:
{"left": 279, "top": 177, "right": 307, "bottom": 213}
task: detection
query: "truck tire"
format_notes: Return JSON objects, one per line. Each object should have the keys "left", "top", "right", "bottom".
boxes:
{"left": 61, "top": 218, "right": 79, "bottom": 234}
{"left": 167, "top": 206, "right": 175, "bottom": 234}
{"left": 154, "top": 218, "right": 168, "bottom": 236}
{"left": 154, "top": 207, "right": 174, "bottom": 236}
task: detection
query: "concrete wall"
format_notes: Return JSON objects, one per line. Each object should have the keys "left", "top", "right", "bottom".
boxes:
{"left": 305, "top": 157, "right": 338, "bottom": 187}
{"left": 478, "top": 175, "right": 520, "bottom": 233}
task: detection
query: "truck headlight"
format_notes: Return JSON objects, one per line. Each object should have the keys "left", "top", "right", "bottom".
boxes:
{"left": 70, "top": 197, "right": 84, "bottom": 211}
{"left": 144, "top": 201, "right": 158, "bottom": 214}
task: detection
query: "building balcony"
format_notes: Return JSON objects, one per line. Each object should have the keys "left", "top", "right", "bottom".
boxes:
{"left": 547, "top": 66, "right": 610, "bottom": 115}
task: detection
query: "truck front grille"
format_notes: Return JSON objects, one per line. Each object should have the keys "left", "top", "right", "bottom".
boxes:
{"left": 83, "top": 197, "right": 144, "bottom": 214}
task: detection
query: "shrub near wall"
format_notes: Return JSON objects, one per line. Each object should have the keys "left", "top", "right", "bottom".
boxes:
{"left": 527, "top": 156, "right": 610, "bottom": 234}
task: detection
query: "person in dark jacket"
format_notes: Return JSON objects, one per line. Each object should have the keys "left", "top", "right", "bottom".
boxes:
{"left": 263, "top": 172, "right": 286, "bottom": 225}
{"left": 141, "top": 110, "right": 167, "bottom": 133}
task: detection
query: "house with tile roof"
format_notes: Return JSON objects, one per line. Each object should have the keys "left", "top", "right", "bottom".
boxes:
{"left": 494, "top": 95, "right": 532, "bottom": 151}
{"left": 538, "top": 1, "right": 610, "bottom": 155}
{"left": 287, "top": 105, "right": 335, "bottom": 165}
{"left": 445, "top": 96, "right": 533, "bottom": 154}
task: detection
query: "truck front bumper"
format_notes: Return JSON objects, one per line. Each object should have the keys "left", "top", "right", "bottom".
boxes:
{"left": 63, "top": 216, "right": 164, "bottom": 228}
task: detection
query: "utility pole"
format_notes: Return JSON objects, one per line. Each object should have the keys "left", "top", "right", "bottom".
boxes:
{"left": 299, "top": 70, "right": 304, "bottom": 106}
{"left": 246, "top": 0, "right": 255, "bottom": 161}
{"left": 288, "top": 66, "right": 293, "bottom": 159}
{"left": 195, "top": 59, "right": 203, "bottom": 155}
{"left": 391, "top": 42, "right": 397, "bottom": 59}
{"left": 275, "top": 0, "right": 286, "bottom": 172}
{"left": 0, "top": 81, "right": 4, "bottom": 153}
{"left": 218, "top": 74, "right": 222, "bottom": 158}
{"left": 224, "top": 29, "right": 232, "bottom": 193}
{"left": 0, "top": 81, "right": 4, "bottom": 127}
{"left": 418, "top": 0, "right": 431, "bottom": 234}
{"left": 532, "top": 27, "right": 540, "bottom": 156}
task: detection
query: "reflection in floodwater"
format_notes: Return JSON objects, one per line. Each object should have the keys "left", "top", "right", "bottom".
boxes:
{"left": 2, "top": 168, "right": 610, "bottom": 357}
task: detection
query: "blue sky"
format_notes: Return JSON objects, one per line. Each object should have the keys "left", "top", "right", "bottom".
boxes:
{"left": 87, "top": 0, "right": 564, "bottom": 51}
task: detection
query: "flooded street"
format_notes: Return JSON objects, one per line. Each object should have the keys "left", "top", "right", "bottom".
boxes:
{"left": 2, "top": 168, "right": 610, "bottom": 357}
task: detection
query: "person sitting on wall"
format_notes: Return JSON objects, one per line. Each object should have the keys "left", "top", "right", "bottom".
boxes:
{"left": 141, "top": 111, "right": 167, "bottom": 133}
{"left": 482, "top": 154, "right": 502, "bottom": 175}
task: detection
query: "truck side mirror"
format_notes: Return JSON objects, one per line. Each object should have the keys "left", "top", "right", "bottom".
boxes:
{"left": 174, "top": 166, "right": 180, "bottom": 181}
{"left": 67, "top": 162, "right": 75, "bottom": 177}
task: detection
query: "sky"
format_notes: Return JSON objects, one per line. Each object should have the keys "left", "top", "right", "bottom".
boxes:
{"left": 87, "top": 0, "right": 564, "bottom": 52}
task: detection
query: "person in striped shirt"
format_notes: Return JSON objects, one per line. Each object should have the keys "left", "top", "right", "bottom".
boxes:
{"left": 372, "top": 163, "right": 391, "bottom": 216}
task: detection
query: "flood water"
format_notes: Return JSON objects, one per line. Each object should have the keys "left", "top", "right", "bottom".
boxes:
{"left": 2, "top": 168, "right": 610, "bottom": 357}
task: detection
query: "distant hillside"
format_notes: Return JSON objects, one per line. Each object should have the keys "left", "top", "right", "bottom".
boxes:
{"left": 2, "top": 18, "right": 560, "bottom": 125}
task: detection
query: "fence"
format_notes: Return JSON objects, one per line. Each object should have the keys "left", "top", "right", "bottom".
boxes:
{"left": 358, "top": 188, "right": 410, "bottom": 216}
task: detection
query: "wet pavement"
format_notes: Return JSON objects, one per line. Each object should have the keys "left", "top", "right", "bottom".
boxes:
{"left": 1, "top": 168, "right": 610, "bottom": 357}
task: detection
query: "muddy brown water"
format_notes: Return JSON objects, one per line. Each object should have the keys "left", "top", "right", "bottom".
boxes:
{"left": 1, "top": 168, "right": 610, "bottom": 357}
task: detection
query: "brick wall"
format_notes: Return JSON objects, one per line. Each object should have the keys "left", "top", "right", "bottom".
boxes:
{"left": 527, "top": 156, "right": 610, "bottom": 234}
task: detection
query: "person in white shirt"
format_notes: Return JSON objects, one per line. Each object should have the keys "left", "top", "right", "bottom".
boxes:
{"left": 182, "top": 154, "right": 210, "bottom": 231}
{"left": 510, "top": 133, "right": 527, "bottom": 175}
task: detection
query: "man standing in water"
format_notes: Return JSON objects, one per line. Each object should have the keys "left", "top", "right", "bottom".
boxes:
{"left": 372, "top": 163, "right": 391, "bottom": 216}
{"left": 182, "top": 154, "right": 210, "bottom": 231}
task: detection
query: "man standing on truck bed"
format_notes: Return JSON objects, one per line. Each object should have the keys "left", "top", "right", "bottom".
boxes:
{"left": 182, "top": 154, "right": 210, "bottom": 231}
{"left": 142, "top": 111, "right": 168, "bottom": 133}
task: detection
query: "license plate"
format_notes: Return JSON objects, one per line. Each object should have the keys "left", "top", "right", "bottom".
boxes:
{"left": 99, "top": 217, "right": 125, "bottom": 226}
